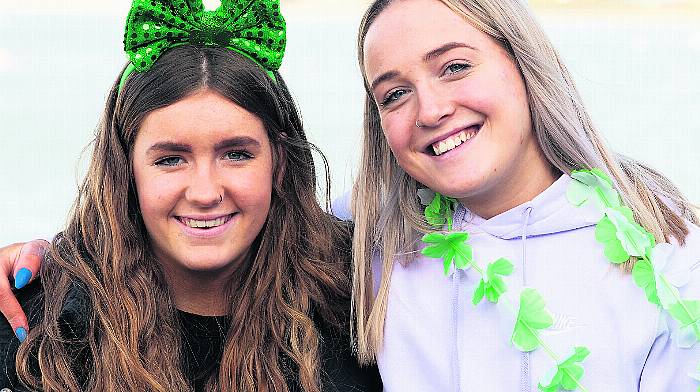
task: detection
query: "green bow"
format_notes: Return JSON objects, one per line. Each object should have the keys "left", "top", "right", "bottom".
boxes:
{"left": 119, "top": 0, "right": 286, "bottom": 90}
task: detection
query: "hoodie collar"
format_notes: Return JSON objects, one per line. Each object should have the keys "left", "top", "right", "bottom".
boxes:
{"left": 455, "top": 175, "right": 602, "bottom": 240}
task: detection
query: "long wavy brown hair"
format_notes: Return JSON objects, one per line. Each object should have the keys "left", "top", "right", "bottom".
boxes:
{"left": 16, "top": 45, "right": 352, "bottom": 391}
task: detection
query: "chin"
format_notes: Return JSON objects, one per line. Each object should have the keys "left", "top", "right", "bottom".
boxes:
{"left": 423, "top": 173, "right": 491, "bottom": 200}
{"left": 174, "top": 251, "right": 242, "bottom": 274}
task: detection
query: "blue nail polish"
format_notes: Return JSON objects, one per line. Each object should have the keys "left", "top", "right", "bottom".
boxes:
{"left": 14, "top": 268, "right": 32, "bottom": 290}
{"left": 15, "top": 327, "right": 27, "bottom": 343}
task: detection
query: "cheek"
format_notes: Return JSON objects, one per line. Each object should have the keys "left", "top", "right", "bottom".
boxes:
{"left": 496, "top": 67, "right": 531, "bottom": 126}
{"left": 453, "top": 77, "right": 495, "bottom": 115}
{"left": 381, "top": 109, "right": 414, "bottom": 154}
{"left": 134, "top": 170, "right": 177, "bottom": 226}
{"left": 229, "top": 165, "right": 274, "bottom": 217}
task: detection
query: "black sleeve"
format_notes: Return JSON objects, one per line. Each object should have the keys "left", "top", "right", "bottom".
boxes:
{"left": 0, "top": 279, "right": 43, "bottom": 391}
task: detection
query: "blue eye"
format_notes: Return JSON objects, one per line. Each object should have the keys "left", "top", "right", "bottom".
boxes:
{"left": 444, "top": 62, "right": 470, "bottom": 75}
{"left": 225, "top": 151, "right": 253, "bottom": 161}
{"left": 155, "top": 156, "right": 184, "bottom": 166}
{"left": 380, "top": 88, "right": 410, "bottom": 107}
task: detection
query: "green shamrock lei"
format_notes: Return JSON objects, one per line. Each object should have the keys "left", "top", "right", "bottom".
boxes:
{"left": 419, "top": 169, "right": 700, "bottom": 391}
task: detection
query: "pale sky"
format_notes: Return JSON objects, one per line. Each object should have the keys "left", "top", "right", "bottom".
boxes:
{"left": 3, "top": 0, "right": 699, "bottom": 12}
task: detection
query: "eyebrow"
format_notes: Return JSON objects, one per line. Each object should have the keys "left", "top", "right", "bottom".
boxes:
{"left": 423, "top": 42, "right": 477, "bottom": 62}
{"left": 369, "top": 42, "right": 477, "bottom": 91}
{"left": 146, "top": 136, "right": 262, "bottom": 155}
{"left": 213, "top": 136, "right": 261, "bottom": 151}
{"left": 370, "top": 70, "right": 400, "bottom": 91}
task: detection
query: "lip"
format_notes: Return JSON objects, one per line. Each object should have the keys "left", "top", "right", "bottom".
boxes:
{"left": 423, "top": 123, "right": 483, "bottom": 156}
{"left": 175, "top": 213, "right": 236, "bottom": 238}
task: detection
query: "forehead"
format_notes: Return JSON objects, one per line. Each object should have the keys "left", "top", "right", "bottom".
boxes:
{"left": 363, "top": 0, "right": 489, "bottom": 73}
{"left": 136, "top": 90, "right": 268, "bottom": 145}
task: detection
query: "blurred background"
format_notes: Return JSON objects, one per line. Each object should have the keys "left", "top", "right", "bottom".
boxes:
{"left": 1, "top": 0, "right": 699, "bottom": 243}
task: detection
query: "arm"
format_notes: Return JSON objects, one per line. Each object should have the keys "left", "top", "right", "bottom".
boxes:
{"left": 639, "top": 229, "right": 700, "bottom": 391}
{"left": 639, "top": 314, "right": 700, "bottom": 390}
{"left": 0, "top": 240, "right": 46, "bottom": 341}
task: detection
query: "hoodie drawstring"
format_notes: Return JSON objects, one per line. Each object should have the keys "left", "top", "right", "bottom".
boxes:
{"left": 451, "top": 269, "right": 462, "bottom": 392}
{"left": 450, "top": 205, "right": 466, "bottom": 392}
{"left": 519, "top": 206, "right": 533, "bottom": 392}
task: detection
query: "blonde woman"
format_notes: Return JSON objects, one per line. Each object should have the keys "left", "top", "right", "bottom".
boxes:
{"left": 350, "top": 0, "right": 700, "bottom": 390}
{"left": 2, "top": 0, "right": 699, "bottom": 390}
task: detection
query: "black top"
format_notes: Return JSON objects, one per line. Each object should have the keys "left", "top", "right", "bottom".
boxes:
{"left": 0, "top": 280, "right": 382, "bottom": 391}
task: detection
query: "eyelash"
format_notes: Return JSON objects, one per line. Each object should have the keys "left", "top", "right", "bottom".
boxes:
{"left": 153, "top": 150, "right": 254, "bottom": 167}
{"left": 444, "top": 61, "right": 470, "bottom": 76}
{"left": 224, "top": 150, "right": 253, "bottom": 161}
{"left": 154, "top": 156, "right": 184, "bottom": 167}
{"left": 379, "top": 88, "right": 410, "bottom": 108}
{"left": 378, "top": 62, "right": 471, "bottom": 108}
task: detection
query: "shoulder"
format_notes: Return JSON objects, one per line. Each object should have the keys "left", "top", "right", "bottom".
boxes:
{"left": 0, "top": 279, "right": 43, "bottom": 390}
{"left": 0, "top": 278, "right": 91, "bottom": 390}
{"left": 315, "top": 311, "right": 382, "bottom": 392}
{"left": 331, "top": 191, "right": 353, "bottom": 221}
{"left": 669, "top": 221, "right": 700, "bottom": 290}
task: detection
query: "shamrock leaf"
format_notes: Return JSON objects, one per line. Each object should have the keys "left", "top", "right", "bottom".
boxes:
{"left": 668, "top": 300, "right": 700, "bottom": 348}
{"left": 567, "top": 169, "right": 621, "bottom": 210}
{"left": 421, "top": 232, "right": 473, "bottom": 275}
{"left": 511, "top": 288, "right": 553, "bottom": 352}
{"left": 643, "top": 243, "right": 691, "bottom": 308}
{"left": 425, "top": 193, "right": 457, "bottom": 229}
{"left": 632, "top": 259, "right": 661, "bottom": 306}
{"left": 417, "top": 188, "right": 436, "bottom": 206}
{"left": 538, "top": 346, "right": 591, "bottom": 392}
{"left": 595, "top": 206, "right": 653, "bottom": 263}
{"left": 688, "top": 361, "right": 700, "bottom": 382}
{"left": 472, "top": 258, "right": 514, "bottom": 305}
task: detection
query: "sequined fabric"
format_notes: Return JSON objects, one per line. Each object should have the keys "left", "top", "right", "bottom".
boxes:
{"left": 123, "top": 0, "right": 286, "bottom": 73}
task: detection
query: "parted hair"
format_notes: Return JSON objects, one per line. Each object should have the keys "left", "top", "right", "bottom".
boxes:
{"left": 17, "top": 45, "right": 352, "bottom": 391}
{"left": 351, "top": 0, "right": 699, "bottom": 363}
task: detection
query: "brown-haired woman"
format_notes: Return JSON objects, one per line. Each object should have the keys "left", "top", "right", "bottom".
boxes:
{"left": 0, "top": 22, "right": 380, "bottom": 392}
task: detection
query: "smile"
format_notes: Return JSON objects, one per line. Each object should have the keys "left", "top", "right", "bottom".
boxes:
{"left": 177, "top": 214, "right": 234, "bottom": 230}
{"left": 429, "top": 125, "right": 481, "bottom": 156}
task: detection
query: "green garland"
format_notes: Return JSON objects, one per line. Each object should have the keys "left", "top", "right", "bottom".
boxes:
{"left": 419, "top": 169, "right": 700, "bottom": 391}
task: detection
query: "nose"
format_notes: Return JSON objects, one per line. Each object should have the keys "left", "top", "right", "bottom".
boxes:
{"left": 415, "top": 81, "right": 455, "bottom": 129}
{"left": 185, "top": 164, "right": 223, "bottom": 207}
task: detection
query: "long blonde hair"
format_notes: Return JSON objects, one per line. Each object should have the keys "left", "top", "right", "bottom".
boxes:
{"left": 351, "top": 0, "right": 698, "bottom": 363}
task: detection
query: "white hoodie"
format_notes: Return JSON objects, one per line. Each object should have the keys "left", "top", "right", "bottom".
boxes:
{"left": 375, "top": 175, "right": 700, "bottom": 391}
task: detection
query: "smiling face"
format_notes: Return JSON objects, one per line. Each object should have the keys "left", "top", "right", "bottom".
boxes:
{"left": 132, "top": 89, "right": 273, "bottom": 281}
{"left": 363, "top": 0, "right": 556, "bottom": 218}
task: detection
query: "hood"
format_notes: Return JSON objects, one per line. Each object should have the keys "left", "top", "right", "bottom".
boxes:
{"left": 455, "top": 175, "right": 602, "bottom": 240}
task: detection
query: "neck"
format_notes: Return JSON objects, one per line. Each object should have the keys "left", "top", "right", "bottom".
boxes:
{"left": 459, "top": 150, "right": 559, "bottom": 219}
{"left": 161, "top": 263, "right": 241, "bottom": 316}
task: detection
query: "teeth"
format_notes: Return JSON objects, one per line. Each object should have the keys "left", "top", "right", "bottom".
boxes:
{"left": 431, "top": 129, "right": 479, "bottom": 156}
{"left": 183, "top": 216, "right": 227, "bottom": 228}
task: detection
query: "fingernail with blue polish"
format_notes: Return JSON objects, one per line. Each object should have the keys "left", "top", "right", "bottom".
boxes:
{"left": 14, "top": 268, "right": 32, "bottom": 290}
{"left": 15, "top": 327, "right": 27, "bottom": 343}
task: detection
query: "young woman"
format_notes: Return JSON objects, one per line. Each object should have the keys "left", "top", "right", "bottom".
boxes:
{"left": 3, "top": 0, "right": 699, "bottom": 390}
{"left": 350, "top": 0, "right": 700, "bottom": 390}
{"left": 0, "top": 1, "right": 381, "bottom": 391}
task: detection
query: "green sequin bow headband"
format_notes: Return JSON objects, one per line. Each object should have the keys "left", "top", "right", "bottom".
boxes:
{"left": 118, "top": 0, "right": 286, "bottom": 92}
